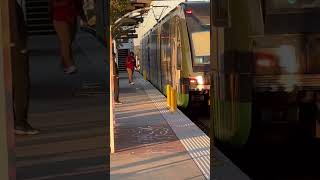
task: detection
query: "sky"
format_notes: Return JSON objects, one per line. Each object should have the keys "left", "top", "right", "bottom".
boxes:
{"left": 133, "top": 0, "right": 185, "bottom": 46}
{"left": 132, "top": 0, "right": 210, "bottom": 46}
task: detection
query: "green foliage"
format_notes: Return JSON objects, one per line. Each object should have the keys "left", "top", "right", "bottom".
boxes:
{"left": 111, "top": 0, "right": 130, "bottom": 47}
{"left": 110, "top": 0, "right": 130, "bottom": 26}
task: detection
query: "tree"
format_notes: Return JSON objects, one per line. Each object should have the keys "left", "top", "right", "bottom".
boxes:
{"left": 110, "top": 0, "right": 130, "bottom": 26}
{"left": 110, "top": 0, "right": 130, "bottom": 47}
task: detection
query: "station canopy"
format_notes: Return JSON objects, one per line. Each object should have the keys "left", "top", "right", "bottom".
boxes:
{"left": 113, "top": 0, "right": 152, "bottom": 39}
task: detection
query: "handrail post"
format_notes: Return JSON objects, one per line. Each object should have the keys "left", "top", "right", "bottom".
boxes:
{"left": 167, "top": 85, "right": 171, "bottom": 108}
{"left": 109, "top": 26, "right": 115, "bottom": 154}
{"left": 170, "top": 87, "right": 177, "bottom": 112}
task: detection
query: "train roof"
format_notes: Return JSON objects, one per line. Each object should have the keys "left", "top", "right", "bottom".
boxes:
{"left": 141, "top": 1, "right": 210, "bottom": 40}
{"left": 182, "top": 1, "right": 210, "bottom": 7}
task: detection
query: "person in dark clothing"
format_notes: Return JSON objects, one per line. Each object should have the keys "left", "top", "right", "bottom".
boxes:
{"left": 12, "top": 1, "right": 39, "bottom": 135}
{"left": 113, "top": 53, "right": 121, "bottom": 104}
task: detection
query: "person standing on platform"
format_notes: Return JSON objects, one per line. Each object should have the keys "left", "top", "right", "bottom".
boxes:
{"left": 12, "top": 0, "right": 39, "bottom": 135}
{"left": 113, "top": 53, "right": 122, "bottom": 104}
{"left": 125, "top": 52, "right": 136, "bottom": 85}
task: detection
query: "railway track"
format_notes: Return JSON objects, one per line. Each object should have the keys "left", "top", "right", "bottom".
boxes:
{"left": 193, "top": 116, "right": 210, "bottom": 135}
{"left": 183, "top": 107, "right": 320, "bottom": 180}
{"left": 181, "top": 106, "right": 210, "bottom": 135}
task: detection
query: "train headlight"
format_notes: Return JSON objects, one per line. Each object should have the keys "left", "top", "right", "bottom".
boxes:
{"left": 256, "top": 58, "right": 274, "bottom": 67}
{"left": 190, "top": 79, "right": 197, "bottom": 84}
{"left": 196, "top": 76, "right": 204, "bottom": 85}
{"left": 189, "top": 76, "right": 204, "bottom": 85}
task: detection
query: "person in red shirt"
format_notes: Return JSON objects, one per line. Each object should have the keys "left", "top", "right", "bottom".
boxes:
{"left": 125, "top": 52, "right": 136, "bottom": 85}
{"left": 49, "top": 0, "right": 87, "bottom": 74}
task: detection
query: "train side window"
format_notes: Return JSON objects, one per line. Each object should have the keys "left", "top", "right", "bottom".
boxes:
{"left": 212, "top": 0, "right": 230, "bottom": 27}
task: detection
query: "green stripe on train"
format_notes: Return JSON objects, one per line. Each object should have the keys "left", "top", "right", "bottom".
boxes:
{"left": 213, "top": 99, "right": 251, "bottom": 147}
{"left": 177, "top": 92, "right": 189, "bottom": 108}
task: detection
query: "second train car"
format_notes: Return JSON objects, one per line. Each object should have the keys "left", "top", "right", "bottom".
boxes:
{"left": 140, "top": 1, "right": 210, "bottom": 108}
{"left": 210, "top": 0, "right": 320, "bottom": 147}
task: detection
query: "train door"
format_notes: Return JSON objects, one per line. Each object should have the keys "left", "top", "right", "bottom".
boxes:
{"left": 160, "top": 19, "right": 173, "bottom": 95}
{"left": 140, "top": 39, "right": 144, "bottom": 74}
{"left": 151, "top": 31, "right": 156, "bottom": 84}
{"left": 175, "top": 17, "right": 182, "bottom": 105}
{"left": 153, "top": 31, "right": 157, "bottom": 84}
{"left": 147, "top": 35, "right": 151, "bottom": 80}
{"left": 173, "top": 15, "right": 188, "bottom": 108}
{"left": 171, "top": 17, "right": 178, "bottom": 94}
{"left": 157, "top": 28, "right": 162, "bottom": 91}
{"left": 176, "top": 18, "right": 182, "bottom": 90}
{"left": 160, "top": 22, "right": 169, "bottom": 94}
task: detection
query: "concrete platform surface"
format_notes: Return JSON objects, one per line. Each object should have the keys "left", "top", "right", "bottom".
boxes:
{"left": 15, "top": 32, "right": 109, "bottom": 180}
{"left": 111, "top": 72, "right": 251, "bottom": 180}
{"left": 111, "top": 73, "right": 206, "bottom": 180}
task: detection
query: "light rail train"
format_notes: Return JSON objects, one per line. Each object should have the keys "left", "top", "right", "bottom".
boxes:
{"left": 140, "top": 2, "right": 211, "bottom": 108}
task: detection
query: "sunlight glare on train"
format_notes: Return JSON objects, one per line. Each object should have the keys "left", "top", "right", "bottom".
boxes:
{"left": 278, "top": 45, "right": 298, "bottom": 74}
{"left": 256, "top": 58, "right": 274, "bottom": 67}
{"left": 191, "top": 31, "right": 210, "bottom": 57}
{"left": 277, "top": 45, "right": 299, "bottom": 92}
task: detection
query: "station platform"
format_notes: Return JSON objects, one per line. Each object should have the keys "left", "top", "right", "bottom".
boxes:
{"left": 15, "top": 31, "right": 108, "bottom": 180}
{"left": 111, "top": 72, "right": 250, "bottom": 180}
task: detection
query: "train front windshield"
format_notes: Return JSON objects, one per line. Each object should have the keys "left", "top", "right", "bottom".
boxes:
{"left": 185, "top": 7, "right": 210, "bottom": 67}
